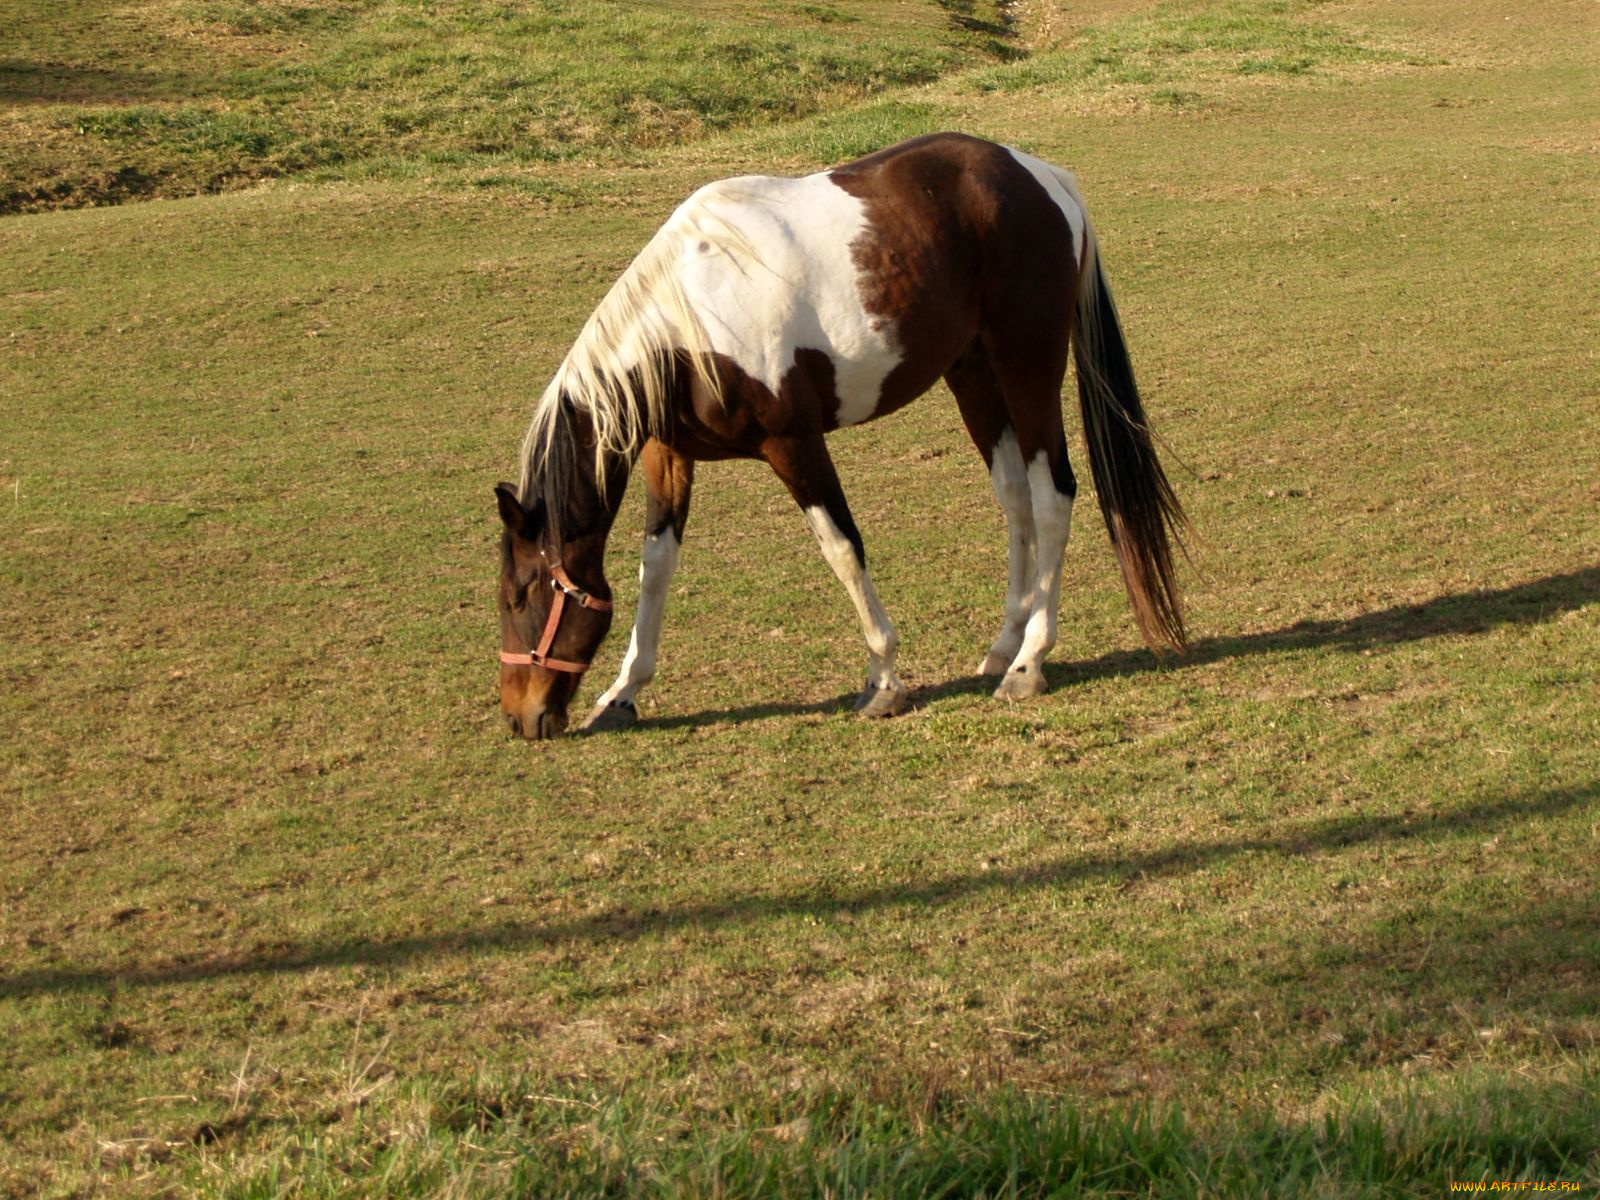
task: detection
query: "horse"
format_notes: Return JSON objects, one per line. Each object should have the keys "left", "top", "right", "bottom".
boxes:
{"left": 495, "top": 132, "right": 1187, "bottom": 740}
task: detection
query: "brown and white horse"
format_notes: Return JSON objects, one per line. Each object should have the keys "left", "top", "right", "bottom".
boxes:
{"left": 495, "top": 132, "right": 1186, "bottom": 740}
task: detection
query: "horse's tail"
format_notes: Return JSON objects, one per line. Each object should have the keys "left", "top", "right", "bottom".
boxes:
{"left": 1071, "top": 222, "right": 1189, "bottom": 653}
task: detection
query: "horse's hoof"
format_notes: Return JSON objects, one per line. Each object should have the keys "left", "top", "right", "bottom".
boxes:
{"left": 854, "top": 683, "right": 910, "bottom": 719}
{"left": 579, "top": 700, "right": 639, "bottom": 734}
{"left": 977, "top": 650, "right": 1013, "bottom": 676}
{"left": 993, "top": 667, "right": 1048, "bottom": 701}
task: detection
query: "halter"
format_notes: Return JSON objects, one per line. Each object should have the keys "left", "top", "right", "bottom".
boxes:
{"left": 499, "top": 559, "right": 612, "bottom": 675}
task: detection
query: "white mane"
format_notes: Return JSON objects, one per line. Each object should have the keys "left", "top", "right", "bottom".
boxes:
{"left": 517, "top": 191, "right": 754, "bottom": 503}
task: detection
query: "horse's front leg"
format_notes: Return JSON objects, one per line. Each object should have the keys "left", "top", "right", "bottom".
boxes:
{"left": 764, "top": 433, "right": 909, "bottom": 719}
{"left": 581, "top": 439, "right": 694, "bottom": 732}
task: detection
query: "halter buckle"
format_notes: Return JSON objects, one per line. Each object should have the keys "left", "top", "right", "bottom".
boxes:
{"left": 500, "top": 557, "right": 611, "bottom": 674}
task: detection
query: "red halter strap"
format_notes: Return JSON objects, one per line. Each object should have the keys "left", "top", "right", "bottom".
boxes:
{"left": 499, "top": 561, "right": 613, "bottom": 675}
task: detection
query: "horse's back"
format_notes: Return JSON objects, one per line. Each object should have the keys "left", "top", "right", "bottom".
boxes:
{"left": 664, "top": 133, "right": 1093, "bottom": 432}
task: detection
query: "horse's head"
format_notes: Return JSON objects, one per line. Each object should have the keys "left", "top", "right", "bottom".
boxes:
{"left": 494, "top": 483, "right": 614, "bottom": 739}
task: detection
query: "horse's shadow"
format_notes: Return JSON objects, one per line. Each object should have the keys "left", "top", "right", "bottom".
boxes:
{"left": 634, "top": 565, "right": 1600, "bottom": 731}
{"left": 4, "top": 777, "right": 1593, "bottom": 999}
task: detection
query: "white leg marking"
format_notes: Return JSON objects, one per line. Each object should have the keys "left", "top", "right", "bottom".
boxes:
{"left": 803, "top": 506, "right": 904, "bottom": 696}
{"left": 979, "top": 429, "right": 1037, "bottom": 675}
{"left": 998, "top": 453, "right": 1073, "bottom": 698}
{"left": 594, "top": 528, "right": 681, "bottom": 711}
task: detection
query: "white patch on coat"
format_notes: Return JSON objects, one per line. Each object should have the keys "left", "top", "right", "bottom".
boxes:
{"left": 594, "top": 528, "right": 681, "bottom": 710}
{"left": 803, "top": 505, "right": 902, "bottom": 691}
{"left": 519, "top": 170, "right": 903, "bottom": 495}
{"left": 1004, "top": 147, "right": 1090, "bottom": 271}
{"left": 674, "top": 174, "right": 902, "bottom": 426}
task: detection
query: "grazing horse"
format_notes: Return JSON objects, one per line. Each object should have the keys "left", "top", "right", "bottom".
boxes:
{"left": 495, "top": 132, "right": 1186, "bottom": 740}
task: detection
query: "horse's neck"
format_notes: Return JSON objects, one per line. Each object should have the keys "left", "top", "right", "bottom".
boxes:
{"left": 555, "top": 407, "right": 634, "bottom": 554}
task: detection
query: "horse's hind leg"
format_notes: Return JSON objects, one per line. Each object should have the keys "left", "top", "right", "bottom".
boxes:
{"left": 582, "top": 439, "right": 693, "bottom": 732}
{"left": 946, "top": 346, "right": 1037, "bottom": 678}
{"left": 985, "top": 333, "right": 1077, "bottom": 701}
{"left": 763, "top": 433, "right": 909, "bottom": 719}
{"left": 996, "top": 436, "right": 1074, "bottom": 699}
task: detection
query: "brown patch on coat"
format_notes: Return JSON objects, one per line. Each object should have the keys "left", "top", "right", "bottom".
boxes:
{"left": 828, "top": 132, "right": 1081, "bottom": 450}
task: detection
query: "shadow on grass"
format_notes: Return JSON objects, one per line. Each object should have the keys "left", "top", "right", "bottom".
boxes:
{"left": 650, "top": 564, "right": 1600, "bottom": 728}
{"left": 4, "top": 777, "right": 1595, "bottom": 1000}
{"left": 0, "top": 61, "right": 204, "bottom": 106}
{"left": 1050, "top": 562, "right": 1600, "bottom": 689}
{"left": 642, "top": 691, "right": 860, "bottom": 733}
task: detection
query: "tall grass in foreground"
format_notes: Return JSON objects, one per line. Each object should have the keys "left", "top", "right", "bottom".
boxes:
{"left": 193, "top": 1076, "right": 1599, "bottom": 1197}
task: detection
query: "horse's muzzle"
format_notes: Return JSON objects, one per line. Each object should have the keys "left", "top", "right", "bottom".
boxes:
{"left": 505, "top": 708, "right": 569, "bottom": 740}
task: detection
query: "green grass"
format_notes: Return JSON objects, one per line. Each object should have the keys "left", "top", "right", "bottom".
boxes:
{"left": 0, "top": 0, "right": 1010, "bottom": 212}
{"left": 3, "top": 0, "right": 1599, "bottom": 1195}
{"left": 191, "top": 1072, "right": 1600, "bottom": 1197}
{"left": 965, "top": 0, "right": 1429, "bottom": 105}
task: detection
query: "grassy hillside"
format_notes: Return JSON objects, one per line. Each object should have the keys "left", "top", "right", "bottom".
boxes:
{"left": 2, "top": 0, "right": 1598, "bottom": 1194}
{"left": 0, "top": 0, "right": 1012, "bottom": 212}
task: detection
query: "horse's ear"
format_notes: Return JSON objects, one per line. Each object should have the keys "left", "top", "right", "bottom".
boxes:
{"left": 494, "top": 482, "right": 522, "bottom": 533}
{"left": 494, "top": 482, "right": 544, "bottom": 540}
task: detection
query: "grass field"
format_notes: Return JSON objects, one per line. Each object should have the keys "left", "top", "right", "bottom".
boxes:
{"left": 3, "top": 0, "right": 1598, "bottom": 1194}
{"left": 0, "top": 0, "right": 1012, "bottom": 212}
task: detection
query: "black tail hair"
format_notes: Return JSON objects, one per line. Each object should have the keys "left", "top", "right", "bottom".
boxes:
{"left": 1073, "top": 244, "right": 1189, "bottom": 652}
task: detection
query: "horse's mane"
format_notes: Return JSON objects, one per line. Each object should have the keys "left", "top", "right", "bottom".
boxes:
{"left": 517, "top": 191, "right": 755, "bottom": 530}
